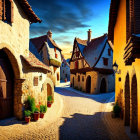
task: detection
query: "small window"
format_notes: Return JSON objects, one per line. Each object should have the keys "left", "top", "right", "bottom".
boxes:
{"left": 108, "top": 49, "right": 111, "bottom": 56}
{"left": 119, "top": 77, "right": 121, "bottom": 82}
{"left": 75, "top": 61, "right": 78, "bottom": 69}
{"left": 78, "top": 75, "right": 80, "bottom": 82}
{"left": 0, "top": 0, "right": 13, "bottom": 23}
{"left": 54, "top": 47, "right": 56, "bottom": 52}
{"left": 103, "top": 58, "right": 108, "bottom": 66}
{"left": 63, "top": 70, "right": 64, "bottom": 73}
{"left": 55, "top": 53, "right": 58, "bottom": 58}
{"left": 82, "top": 76, "right": 84, "bottom": 82}
{"left": 76, "top": 52, "right": 79, "bottom": 57}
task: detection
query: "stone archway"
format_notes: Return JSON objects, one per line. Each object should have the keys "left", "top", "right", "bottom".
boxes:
{"left": 86, "top": 76, "right": 91, "bottom": 93}
{"left": 47, "top": 83, "right": 52, "bottom": 96}
{"left": 100, "top": 78, "right": 107, "bottom": 93}
{"left": 0, "top": 49, "right": 14, "bottom": 119}
{"left": 130, "top": 74, "right": 138, "bottom": 133}
{"left": 124, "top": 73, "right": 130, "bottom": 126}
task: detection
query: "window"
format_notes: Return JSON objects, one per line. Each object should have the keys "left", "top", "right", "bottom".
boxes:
{"left": 76, "top": 52, "right": 79, "bottom": 57}
{"left": 0, "top": 0, "right": 13, "bottom": 23}
{"left": 103, "top": 58, "right": 108, "bottom": 66}
{"left": 63, "top": 70, "right": 64, "bottom": 73}
{"left": 78, "top": 75, "right": 80, "bottom": 82}
{"left": 54, "top": 47, "right": 56, "bottom": 52}
{"left": 75, "top": 61, "right": 78, "bottom": 69}
{"left": 55, "top": 53, "right": 58, "bottom": 58}
{"left": 82, "top": 76, "right": 84, "bottom": 82}
{"left": 108, "top": 49, "right": 111, "bottom": 56}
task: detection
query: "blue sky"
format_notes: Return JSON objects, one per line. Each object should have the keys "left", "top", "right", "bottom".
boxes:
{"left": 28, "top": 0, "right": 111, "bottom": 58}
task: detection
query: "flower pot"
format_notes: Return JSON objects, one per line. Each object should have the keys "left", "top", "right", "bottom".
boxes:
{"left": 25, "top": 116, "right": 31, "bottom": 123}
{"left": 65, "top": 79, "right": 67, "bottom": 82}
{"left": 47, "top": 102, "right": 52, "bottom": 107}
{"left": 33, "top": 112, "right": 40, "bottom": 121}
{"left": 40, "top": 113, "right": 44, "bottom": 118}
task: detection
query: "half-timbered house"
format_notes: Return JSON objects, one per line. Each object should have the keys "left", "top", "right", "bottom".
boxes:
{"left": 70, "top": 30, "right": 115, "bottom": 94}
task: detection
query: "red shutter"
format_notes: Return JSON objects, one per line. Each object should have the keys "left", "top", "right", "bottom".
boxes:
{"left": 55, "top": 53, "right": 58, "bottom": 58}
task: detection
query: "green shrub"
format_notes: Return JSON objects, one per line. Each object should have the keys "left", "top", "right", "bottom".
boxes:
{"left": 34, "top": 107, "right": 39, "bottom": 113}
{"left": 50, "top": 59, "right": 61, "bottom": 67}
{"left": 40, "top": 105, "right": 47, "bottom": 113}
{"left": 47, "top": 96, "right": 53, "bottom": 102}
{"left": 113, "top": 102, "right": 121, "bottom": 117}
{"left": 24, "top": 110, "right": 31, "bottom": 117}
{"left": 26, "top": 96, "right": 36, "bottom": 113}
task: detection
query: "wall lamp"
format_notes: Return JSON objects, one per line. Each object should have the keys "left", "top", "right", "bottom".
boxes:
{"left": 113, "top": 61, "right": 121, "bottom": 74}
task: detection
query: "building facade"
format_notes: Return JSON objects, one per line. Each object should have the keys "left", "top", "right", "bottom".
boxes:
{"left": 60, "top": 56, "right": 70, "bottom": 81}
{"left": 70, "top": 30, "right": 115, "bottom": 94}
{"left": 30, "top": 31, "right": 62, "bottom": 86}
{"left": 0, "top": 0, "right": 54, "bottom": 120}
{"left": 108, "top": 0, "right": 140, "bottom": 137}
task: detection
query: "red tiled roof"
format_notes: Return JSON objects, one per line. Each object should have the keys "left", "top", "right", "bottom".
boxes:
{"left": 18, "top": 0, "right": 41, "bottom": 23}
{"left": 30, "top": 35, "right": 62, "bottom": 52}
{"left": 21, "top": 52, "right": 51, "bottom": 72}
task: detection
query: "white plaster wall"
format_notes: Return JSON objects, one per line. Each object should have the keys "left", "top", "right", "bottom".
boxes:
{"left": 96, "top": 43, "right": 113, "bottom": 69}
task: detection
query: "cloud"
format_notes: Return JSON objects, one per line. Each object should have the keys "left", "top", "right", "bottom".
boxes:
{"left": 28, "top": 0, "right": 99, "bottom": 36}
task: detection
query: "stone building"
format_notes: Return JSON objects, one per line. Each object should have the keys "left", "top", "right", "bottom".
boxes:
{"left": 60, "top": 56, "right": 70, "bottom": 81}
{"left": 30, "top": 31, "right": 62, "bottom": 86}
{"left": 108, "top": 0, "right": 140, "bottom": 137}
{"left": 0, "top": 0, "right": 54, "bottom": 120}
{"left": 70, "top": 30, "right": 115, "bottom": 94}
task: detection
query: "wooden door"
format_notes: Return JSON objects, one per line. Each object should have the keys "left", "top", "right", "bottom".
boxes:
{"left": 0, "top": 52, "right": 14, "bottom": 119}
{"left": 86, "top": 76, "right": 91, "bottom": 93}
{"left": 100, "top": 78, "right": 106, "bottom": 93}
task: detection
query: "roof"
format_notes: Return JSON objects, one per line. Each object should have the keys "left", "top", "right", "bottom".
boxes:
{"left": 18, "top": 0, "right": 41, "bottom": 23}
{"left": 108, "top": 0, "right": 120, "bottom": 43}
{"left": 30, "top": 35, "right": 62, "bottom": 52}
{"left": 21, "top": 52, "right": 51, "bottom": 72}
{"left": 83, "top": 34, "right": 108, "bottom": 67}
{"left": 75, "top": 38, "right": 87, "bottom": 46}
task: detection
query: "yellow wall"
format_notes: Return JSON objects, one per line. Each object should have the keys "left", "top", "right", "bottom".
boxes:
{"left": 113, "top": 0, "right": 140, "bottom": 137}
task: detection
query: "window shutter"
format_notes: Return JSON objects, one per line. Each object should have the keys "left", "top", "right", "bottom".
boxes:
{"left": 11, "top": 0, "right": 14, "bottom": 23}
{"left": 0, "top": 0, "right": 2, "bottom": 20}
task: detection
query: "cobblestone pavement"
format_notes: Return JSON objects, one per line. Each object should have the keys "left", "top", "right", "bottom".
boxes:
{"left": 0, "top": 83, "right": 130, "bottom": 140}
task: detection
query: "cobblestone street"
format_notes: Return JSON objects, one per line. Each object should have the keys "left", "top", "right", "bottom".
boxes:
{"left": 0, "top": 82, "right": 132, "bottom": 140}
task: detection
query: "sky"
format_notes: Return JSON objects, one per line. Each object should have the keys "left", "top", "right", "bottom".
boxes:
{"left": 28, "top": 0, "right": 111, "bottom": 59}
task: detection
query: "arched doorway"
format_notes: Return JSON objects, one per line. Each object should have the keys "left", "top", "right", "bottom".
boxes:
{"left": 0, "top": 50, "right": 14, "bottom": 119}
{"left": 47, "top": 83, "right": 52, "bottom": 96}
{"left": 86, "top": 76, "right": 91, "bottom": 93}
{"left": 73, "top": 77, "right": 74, "bottom": 87}
{"left": 124, "top": 73, "right": 130, "bottom": 126}
{"left": 100, "top": 78, "right": 107, "bottom": 93}
{"left": 130, "top": 74, "right": 138, "bottom": 133}
{"left": 57, "top": 73, "right": 59, "bottom": 81}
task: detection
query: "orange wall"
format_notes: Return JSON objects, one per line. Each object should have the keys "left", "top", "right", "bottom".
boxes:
{"left": 113, "top": 0, "right": 140, "bottom": 137}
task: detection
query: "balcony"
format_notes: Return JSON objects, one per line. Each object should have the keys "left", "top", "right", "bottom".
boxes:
{"left": 124, "top": 35, "right": 140, "bottom": 65}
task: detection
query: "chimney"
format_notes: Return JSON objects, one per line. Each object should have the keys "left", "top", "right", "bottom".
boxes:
{"left": 47, "top": 30, "right": 52, "bottom": 38}
{"left": 87, "top": 29, "right": 92, "bottom": 43}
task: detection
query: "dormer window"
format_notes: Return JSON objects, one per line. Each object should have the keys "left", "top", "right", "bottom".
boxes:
{"left": 108, "top": 49, "right": 111, "bottom": 56}
{"left": 0, "top": 0, "right": 14, "bottom": 23}
{"left": 103, "top": 58, "right": 108, "bottom": 66}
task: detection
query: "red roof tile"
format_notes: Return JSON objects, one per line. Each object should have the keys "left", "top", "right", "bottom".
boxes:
{"left": 18, "top": 0, "right": 41, "bottom": 23}
{"left": 22, "top": 52, "right": 51, "bottom": 72}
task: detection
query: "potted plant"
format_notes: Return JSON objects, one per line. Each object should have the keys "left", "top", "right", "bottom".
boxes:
{"left": 65, "top": 78, "right": 67, "bottom": 83}
{"left": 33, "top": 107, "right": 40, "bottom": 121}
{"left": 40, "top": 105, "right": 47, "bottom": 118}
{"left": 24, "top": 110, "right": 31, "bottom": 123}
{"left": 113, "top": 102, "right": 121, "bottom": 118}
{"left": 47, "top": 96, "right": 53, "bottom": 107}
